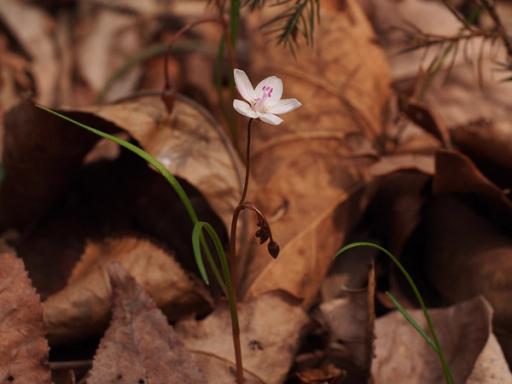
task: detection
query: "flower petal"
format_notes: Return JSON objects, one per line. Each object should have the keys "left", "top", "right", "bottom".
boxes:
{"left": 233, "top": 99, "right": 258, "bottom": 118}
{"left": 234, "top": 69, "right": 256, "bottom": 102}
{"left": 255, "top": 76, "right": 283, "bottom": 105}
{"left": 258, "top": 112, "right": 283, "bottom": 125}
{"left": 266, "top": 98, "right": 302, "bottom": 115}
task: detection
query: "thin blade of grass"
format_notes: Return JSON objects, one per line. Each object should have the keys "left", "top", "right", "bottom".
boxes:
{"left": 192, "top": 222, "right": 228, "bottom": 293}
{"left": 335, "top": 242, "right": 454, "bottom": 384}
{"left": 386, "top": 291, "right": 437, "bottom": 351}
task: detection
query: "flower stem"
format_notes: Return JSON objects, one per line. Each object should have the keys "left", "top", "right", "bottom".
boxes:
{"left": 240, "top": 118, "right": 253, "bottom": 204}
{"left": 230, "top": 119, "right": 253, "bottom": 284}
{"left": 228, "top": 118, "right": 254, "bottom": 384}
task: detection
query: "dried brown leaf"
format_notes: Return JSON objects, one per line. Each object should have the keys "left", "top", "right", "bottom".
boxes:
{"left": 373, "top": 297, "right": 512, "bottom": 383}
{"left": 43, "top": 237, "right": 212, "bottom": 344}
{"left": 74, "top": 94, "right": 243, "bottom": 230}
{"left": 451, "top": 119, "right": 512, "bottom": 188}
{"left": 87, "top": 262, "right": 206, "bottom": 384}
{"left": 0, "top": 249, "right": 51, "bottom": 384}
{"left": 433, "top": 149, "right": 512, "bottom": 223}
{"left": 176, "top": 291, "right": 310, "bottom": 384}
{"left": 0, "top": 101, "right": 98, "bottom": 231}
{"left": 241, "top": 0, "right": 390, "bottom": 307}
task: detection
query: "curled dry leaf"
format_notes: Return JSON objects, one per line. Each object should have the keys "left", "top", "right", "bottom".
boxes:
{"left": 433, "top": 149, "right": 512, "bottom": 219}
{"left": 240, "top": 0, "right": 390, "bottom": 307}
{"left": 75, "top": 94, "right": 243, "bottom": 229}
{"left": 87, "top": 262, "right": 206, "bottom": 384}
{"left": 43, "top": 237, "right": 212, "bottom": 343}
{"left": 373, "top": 297, "right": 512, "bottom": 383}
{"left": 0, "top": 249, "right": 51, "bottom": 384}
{"left": 451, "top": 119, "right": 512, "bottom": 189}
{"left": 176, "top": 291, "right": 310, "bottom": 384}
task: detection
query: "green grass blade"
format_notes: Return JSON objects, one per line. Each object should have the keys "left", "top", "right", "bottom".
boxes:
{"left": 193, "top": 221, "right": 239, "bottom": 334}
{"left": 386, "top": 291, "right": 437, "bottom": 351}
{"left": 335, "top": 242, "right": 454, "bottom": 384}
{"left": 194, "top": 221, "right": 232, "bottom": 289}
{"left": 192, "top": 221, "right": 232, "bottom": 292}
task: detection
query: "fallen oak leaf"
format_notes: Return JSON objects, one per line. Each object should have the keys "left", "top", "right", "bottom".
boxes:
{"left": 43, "top": 237, "right": 212, "bottom": 344}
{"left": 0, "top": 249, "right": 51, "bottom": 384}
{"left": 241, "top": 0, "right": 391, "bottom": 307}
{"left": 86, "top": 262, "right": 206, "bottom": 384}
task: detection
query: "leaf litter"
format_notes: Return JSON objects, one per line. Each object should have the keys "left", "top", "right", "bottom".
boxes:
{"left": 0, "top": 0, "right": 512, "bottom": 382}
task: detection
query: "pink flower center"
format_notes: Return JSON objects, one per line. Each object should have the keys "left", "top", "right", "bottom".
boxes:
{"left": 262, "top": 85, "right": 273, "bottom": 98}
{"left": 254, "top": 85, "right": 273, "bottom": 112}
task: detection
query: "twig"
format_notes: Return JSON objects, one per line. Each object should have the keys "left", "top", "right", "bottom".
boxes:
{"left": 48, "top": 360, "right": 92, "bottom": 370}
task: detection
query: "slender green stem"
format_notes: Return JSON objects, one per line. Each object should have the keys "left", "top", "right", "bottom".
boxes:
{"left": 230, "top": 118, "right": 253, "bottom": 285}
{"left": 239, "top": 119, "right": 253, "bottom": 204}
{"left": 335, "top": 242, "right": 454, "bottom": 384}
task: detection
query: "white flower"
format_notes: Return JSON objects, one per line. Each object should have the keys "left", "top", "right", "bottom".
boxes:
{"left": 232, "top": 68, "right": 301, "bottom": 125}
